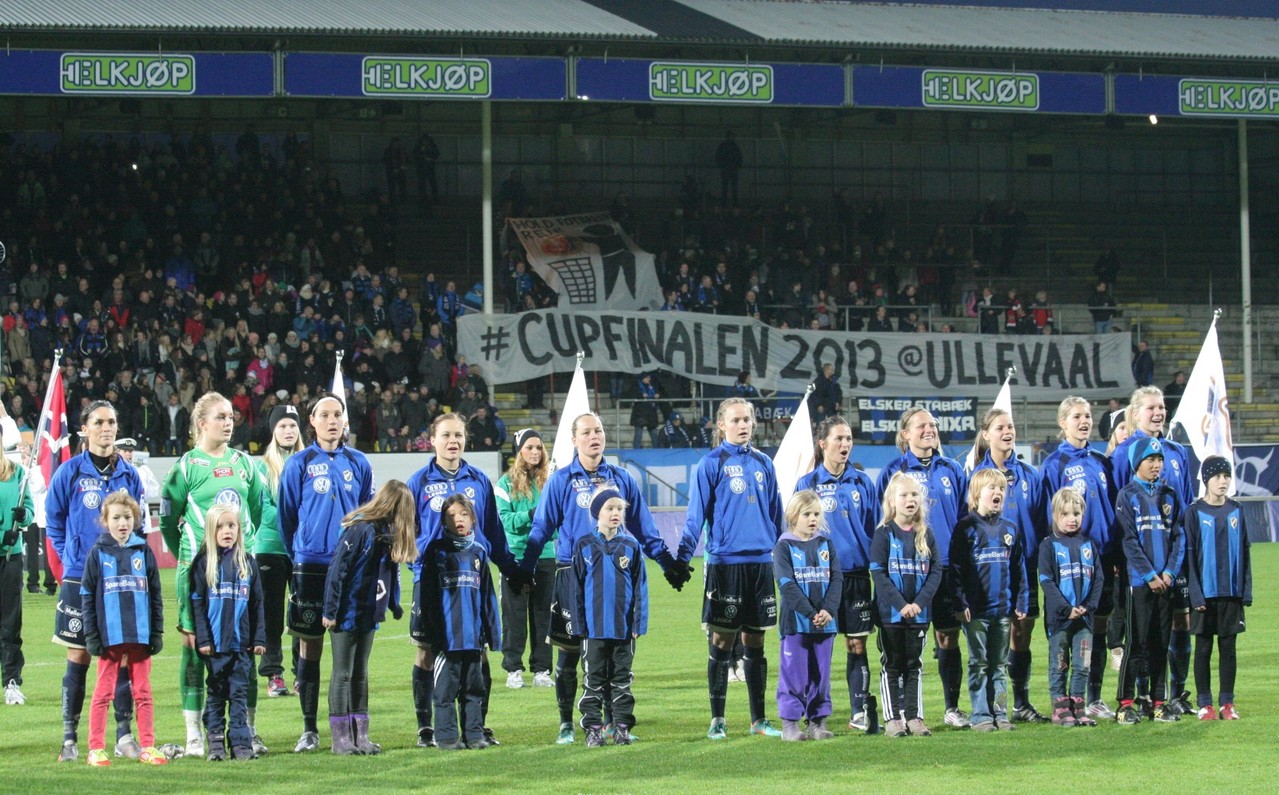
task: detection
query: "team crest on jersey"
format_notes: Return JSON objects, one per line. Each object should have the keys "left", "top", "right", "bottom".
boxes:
{"left": 1003, "top": 534, "right": 1013, "bottom": 547}
{"left": 314, "top": 477, "right": 331, "bottom": 494}
{"left": 1082, "top": 546, "right": 1092, "bottom": 560}
{"left": 213, "top": 466, "right": 234, "bottom": 478}
{"left": 133, "top": 557, "right": 143, "bottom": 571}
{"left": 619, "top": 555, "right": 630, "bottom": 570}
{"left": 940, "top": 476, "right": 953, "bottom": 493}
{"left": 465, "top": 487, "right": 476, "bottom": 499}
{"left": 1150, "top": 440, "right": 1162, "bottom": 453}
{"left": 1171, "top": 461, "right": 1180, "bottom": 474}
{"left": 819, "top": 549, "right": 830, "bottom": 562}
{"left": 851, "top": 491, "right": 860, "bottom": 503}
{"left": 821, "top": 496, "right": 837, "bottom": 512}
{"left": 1230, "top": 516, "right": 1238, "bottom": 529}
{"left": 83, "top": 491, "right": 101, "bottom": 509}
{"left": 730, "top": 477, "right": 746, "bottom": 494}
{"left": 1162, "top": 503, "right": 1171, "bottom": 516}
{"left": 1021, "top": 480, "right": 1029, "bottom": 494}
{"left": 473, "top": 558, "right": 480, "bottom": 571}
{"left": 343, "top": 469, "right": 353, "bottom": 482}
{"left": 755, "top": 471, "right": 764, "bottom": 483}
{"left": 215, "top": 488, "right": 242, "bottom": 507}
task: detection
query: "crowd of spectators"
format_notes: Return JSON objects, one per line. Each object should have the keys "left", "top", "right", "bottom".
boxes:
{"left": 0, "top": 130, "right": 503, "bottom": 455}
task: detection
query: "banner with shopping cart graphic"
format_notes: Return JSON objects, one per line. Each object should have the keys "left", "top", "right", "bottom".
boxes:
{"left": 508, "top": 213, "right": 664, "bottom": 311}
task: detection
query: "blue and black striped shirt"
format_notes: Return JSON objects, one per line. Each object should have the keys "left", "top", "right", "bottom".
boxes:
{"left": 571, "top": 530, "right": 648, "bottom": 640}
{"left": 80, "top": 531, "right": 162, "bottom": 649}
{"left": 1184, "top": 498, "right": 1252, "bottom": 606}
{"left": 1038, "top": 532, "right": 1103, "bottom": 636}
{"left": 950, "top": 512, "right": 1029, "bottom": 619}
{"left": 773, "top": 532, "right": 842, "bottom": 636}
{"left": 421, "top": 536, "right": 501, "bottom": 652}
{"left": 870, "top": 521, "right": 941, "bottom": 626}
{"left": 190, "top": 548, "right": 265, "bottom": 653}
{"left": 1117, "top": 478, "right": 1184, "bottom": 585}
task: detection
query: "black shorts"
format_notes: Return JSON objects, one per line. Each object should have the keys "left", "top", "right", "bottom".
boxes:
{"left": 547, "top": 565, "right": 580, "bottom": 650}
{"left": 52, "top": 578, "right": 86, "bottom": 648}
{"left": 930, "top": 570, "right": 960, "bottom": 632}
{"left": 702, "top": 562, "right": 777, "bottom": 633}
{"left": 1170, "top": 573, "right": 1190, "bottom": 613}
{"left": 287, "top": 562, "right": 329, "bottom": 639}
{"left": 838, "top": 570, "right": 875, "bottom": 637}
{"left": 1023, "top": 558, "right": 1041, "bottom": 619}
{"left": 1190, "top": 598, "right": 1245, "bottom": 636}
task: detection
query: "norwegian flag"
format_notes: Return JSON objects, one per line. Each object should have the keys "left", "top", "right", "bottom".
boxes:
{"left": 36, "top": 365, "right": 72, "bottom": 581}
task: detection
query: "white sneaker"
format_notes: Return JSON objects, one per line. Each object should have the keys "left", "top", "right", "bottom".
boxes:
{"left": 532, "top": 671, "right": 553, "bottom": 688}
{"left": 184, "top": 735, "right": 205, "bottom": 758}
{"left": 114, "top": 733, "right": 141, "bottom": 758}
{"left": 4, "top": 680, "right": 24, "bottom": 705}
{"left": 506, "top": 671, "right": 524, "bottom": 689}
{"left": 943, "top": 708, "right": 970, "bottom": 728}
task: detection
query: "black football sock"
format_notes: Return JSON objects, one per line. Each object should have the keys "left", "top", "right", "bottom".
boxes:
{"left": 708, "top": 643, "right": 732, "bottom": 720}
{"left": 742, "top": 644, "right": 767, "bottom": 724}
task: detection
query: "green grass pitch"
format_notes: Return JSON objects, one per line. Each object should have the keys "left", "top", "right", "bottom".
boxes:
{"left": 3, "top": 546, "right": 1279, "bottom": 792}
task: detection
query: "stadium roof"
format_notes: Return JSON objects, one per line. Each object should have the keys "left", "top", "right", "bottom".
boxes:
{"left": 1, "top": 0, "right": 1276, "bottom": 61}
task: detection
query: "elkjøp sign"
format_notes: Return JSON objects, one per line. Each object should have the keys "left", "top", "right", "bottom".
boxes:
{"left": 284, "top": 53, "right": 565, "bottom": 100}
{"left": 459, "top": 310, "right": 1134, "bottom": 399}
{"left": 1115, "top": 74, "right": 1279, "bottom": 119}
{"left": 575, "top": 58, "right": 842, "bottom": 106}
{"left": 854, "top": 66, "right": 1104, "bottom": 113}
{"left": 0, "top": 50, "right": 271, "bottom": 96}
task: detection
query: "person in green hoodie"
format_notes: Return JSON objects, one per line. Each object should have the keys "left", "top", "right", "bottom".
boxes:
{"left": 0, "top": 442, "right": 36, "bottom": 707}
{"left": 495, "top": 429, "right": 554, "bottom": 690}
{"left": 253, "top": 404, "right": 306, "bottom": 700}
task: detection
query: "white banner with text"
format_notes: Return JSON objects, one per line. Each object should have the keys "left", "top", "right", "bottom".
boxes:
{"left": 460, "top": 310, "right": 1136, "bottom": 399}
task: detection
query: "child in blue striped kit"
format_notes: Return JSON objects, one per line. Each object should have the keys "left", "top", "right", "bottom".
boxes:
{"left": 571, "top": 486, "right": 648, "bottom": 747}
{"left": 322, "top": 480, "right": 417, "bottom": 754}
{"left": 1038, "top": 488, "right": 1102, "bottom": 727}
{"left": 1114, "top": 436, "right": 1184, "bottom": 725}
{"left": 191, "top": 504, "right": 265, "bottom": 761}
{"left": 1184, "top": 456, "right": 1251, "bottom": 720}
{"left": 773, "top": 490, "right": 842, "bottom": 742}
{"left": 422, "top": 493, "right": 501, "bottom": 751}
{"left": 950, "top": 468, "right": 1029, "bottom": 733}
{"left": 869, "top": 473, "right": 941, "bottom": 738}
{"left": 80, "top": 493, "right": 165, "bottom": 767}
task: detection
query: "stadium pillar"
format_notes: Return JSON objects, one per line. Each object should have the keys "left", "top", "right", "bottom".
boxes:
{"left": 482, "top": 100, "right": 494, "bottom": 316}
{"left": 1238, "top": 120, "right": 1253, "bottom": 404}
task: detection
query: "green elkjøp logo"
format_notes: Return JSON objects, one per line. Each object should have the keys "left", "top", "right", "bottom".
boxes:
{"left": 649, "top": 63, "right": 773, "bottom": 103}
{"left": 1179, "top": 80, "right": 1279, "bottom": 117}
{"left": 921, "top": 70, "right": 1038, "bottom": 110}
{"left": 362, "top": 58, "right": 491, "bottom": 98}
{"left": 61, "top": 53, "right": 195, "bottom": 94}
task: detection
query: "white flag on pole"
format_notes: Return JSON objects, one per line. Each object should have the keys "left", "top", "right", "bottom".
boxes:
{"left": 551, "top": 356, "right": 591, "bottom": 472}
{"left": 965, "top": 368, "right": 1015, "bottom": 473}
{"left": 331, "top": 351, "right": 350, "bottom": 434}
{"left": 773, "top": 388, "right": 815, "bottom": 507}
{"left": 1169, "top": 314, "right": 1234, "bottom": 496}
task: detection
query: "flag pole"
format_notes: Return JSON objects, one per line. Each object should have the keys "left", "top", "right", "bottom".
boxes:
{"left": 18, "top": 349, "right": 63, "bottom": 503}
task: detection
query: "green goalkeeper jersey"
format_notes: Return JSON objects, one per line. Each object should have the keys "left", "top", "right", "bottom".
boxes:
{"left": 159, "top": 446, "right": 265, "bottom": 567}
